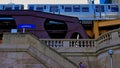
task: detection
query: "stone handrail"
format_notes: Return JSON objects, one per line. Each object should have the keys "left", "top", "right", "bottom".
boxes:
{"left": 96, "top": 29, "right": 120, "bottom": 51}
{"left": 97, "top": 29, "right": 120, "bottom": 44}
{"left": 40, "top": 39, "right": 95, "bottom": 48}
{"left": 2, "top": 33, "right": 78, "bottom": 68}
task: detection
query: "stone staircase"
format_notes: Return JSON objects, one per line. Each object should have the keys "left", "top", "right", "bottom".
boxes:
{"left": 1, "top": 33, "right": 78, "bottom": 68}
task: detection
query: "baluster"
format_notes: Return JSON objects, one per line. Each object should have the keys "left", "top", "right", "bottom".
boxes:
{"left": 53, "top": 40, "right": 56, "bottom": 47}
{"left": 78, "top": 40, "right": 80, "bottom": 47}
{"left": 46, "top": 40, "right": 49, "bottom": 46}
{"left": 90, "top": 41, "right": 92, "bottom": 47}
{"left": 84, "top": 40, "right": 87, "bottom": 47}
{"left": 59, "top": 40, "right": 63, "bottom": 47}
{"left": 68, "top": 40, "right": 70, "bottom": 47}
{"left": 60, "top": 40, "right": 63, "bottom": 47}
{"left": 71, "top": 41, "right": 73, "bottom": 47}
{"left": 72, "top": 41, "right": 75, "bottom": 47}
{"left": 92, "top": 41, "right": 94, "bottom": 47}
{"left": 56, "top": 41, "right": 59, "bottom": 47}
{"left": 79, "top": 41, "right": 81, "bottom": 47}
{"left": 108, "top": 34, "right": 111, "bottom": 40}
{"left": 71, "top": 40, "right": 74, "bottom": 47}
{"left": 58, "top": 41, "right": 61, "bottom": 47}
{"left": 75, "top": 40, "right": 78, "bottom": 47}
{"left": 80, "top": 41, "right": 83, "bottom": 47}
{"left": 104, "top": 34, "right": 106, "bottom": 41}
{"left": 50, "top": 41, "right": 53, "bottom": 47}
{"left": 106, "top": 34, "right": 108, "bottom": 40}
{"left": 52, "top": 41, "right": 54, "bottom": 47}
{"left": 89, "top": 41, "right": 92, "bottom": 47}
{"left": 87, "top": 41, "right": 90, "bottom": 47}
{"left": 93, "top": 41, "right": 95, "bottom": 46}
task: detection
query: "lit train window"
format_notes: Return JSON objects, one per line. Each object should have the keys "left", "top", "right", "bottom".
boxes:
{"left": 28, "top": 5, "right": 34, "bottom": 10}
{"left": 36, "top": 6, "right": 44, "bottom": 11}
{"left": 64, "top": 6, "right": 72, "bottom": 12}
{"left": 108, "top": 5, "right": 110, "bottom": 9}
{"left": 111, "top": 5, "right": 119, "bottom": 12}
{"left": 44, "top": 6, "right": 46, "bottom": 9}
{"left": 82, "top": 6, "right": 89, "bottom": 12}
{"left": 4, "top": 5, "right": 12, "bottom": 10}
{"left": 50, "top": 5, "right": 58, "bottom": 12}
{"left": 73, "top": 5, "right": 80, "bottom": 12}
{"left": 95, "top": 5, "right": 104, "bottom": 12}
{"left": 0, "top": 5, "right": 3, "bottom": 10}
{"left": 62, "top": 6, "right": 64, "bottom": 9}
{"left": 14, "top": 5, "right": 20, "bottom": 10}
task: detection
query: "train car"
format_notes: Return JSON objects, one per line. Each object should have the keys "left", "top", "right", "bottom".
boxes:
{"left": 27, "top": 4, "right": 120, "bottom": 20}
{"left": 0, "top": 4, "right": 120, "bottom": 20}
{"left": 0, "top": 4, "right": 24, "bottom": 10}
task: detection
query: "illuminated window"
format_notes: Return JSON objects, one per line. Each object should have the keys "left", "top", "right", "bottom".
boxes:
{"left": 111, "top": 5, "right": 119, "bottom": 12}
{"left": 73, "top": 5, "right": 80, "bottom": 12}
{"left": 28, "top": 5, "right": 34, "bottom": 10}
{"left": 82, "top": 6, "right": 89, "bottom": 12}
{"left": 50, "top": 5, "right": 58, "bottom": 12}
{"left": 4, "top": 5, "right": 12, "bottom": 10}
{"left": 64, "top": 6, "right": 72, "bottom": 12}
{"left": 95, "top": 5, "right": 104, "bottom": 12}
{"left": 36, "top": 6, "right": 44, "bottom": 11}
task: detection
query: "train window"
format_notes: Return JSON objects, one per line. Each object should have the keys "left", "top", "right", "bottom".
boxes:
{"left": 111, "top": 5, "right": 119, "bottom": 12}
{"left": 50, "top": 5, "right": 58, "bottom": 12}
{"left": 73, "top": 5, "right": 80, "bottom": 12}
{"left": 108, "top": 5, "right": 110, "bottom": 9}
{"left": 82, "top": 6, "right": 89, "bottom": 12}
{"left": 95, "top": 5, "right": 104, "bottom": 12}
{"left": 36, "top": 6, "right": 44, "bottom": 11}
{"left": 62, "top": 6, "right": 64, "bottom": 9}
{"left": 21, "top": 5, "right": 24, "bottom": 10}
{"left": 28, "top": 5, "right": 34, "bottom": 10}
{"left": 64, "top": 6, "right": 72, "bottom": 12}
{"left": 44, "top": 5, "right": 46, "bottom": 9}
{"left": 14, "top": 5, "right": 20, "bottom": 10}
{"left": 4, "top": 5, "right": 12, "bottom": 10}
{"left": 0, "top": 5, "right": 3, "bottom": 10}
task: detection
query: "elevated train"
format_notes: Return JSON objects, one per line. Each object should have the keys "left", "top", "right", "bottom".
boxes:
{"left": 0, "top": 4, "right": 120, "bottom": 20}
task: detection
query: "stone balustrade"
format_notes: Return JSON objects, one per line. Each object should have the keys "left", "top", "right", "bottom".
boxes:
{"left": 40, "top": 39, "right": 95, "bottom": 48}
{"left": 39, "top": 29, "right": 120, "bottom": 53}
{"left": 96, "top": 29, "right": 120, "bottom": 50}
{"left": 2, "top": 29, "right": 120, "bottom": 51}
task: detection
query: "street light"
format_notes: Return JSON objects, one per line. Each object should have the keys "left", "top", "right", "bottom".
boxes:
{"left": 108, "top": 49, "right": 114, "bottom": 68}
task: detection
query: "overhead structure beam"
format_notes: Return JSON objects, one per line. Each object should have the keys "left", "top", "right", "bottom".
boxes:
{"left": 99, "top": 19, "right": 120, "bottom": 27}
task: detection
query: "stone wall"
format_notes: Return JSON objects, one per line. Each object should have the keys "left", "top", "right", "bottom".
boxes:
{"left": 0, "top": 52, "right": 46, "bottom": 68}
